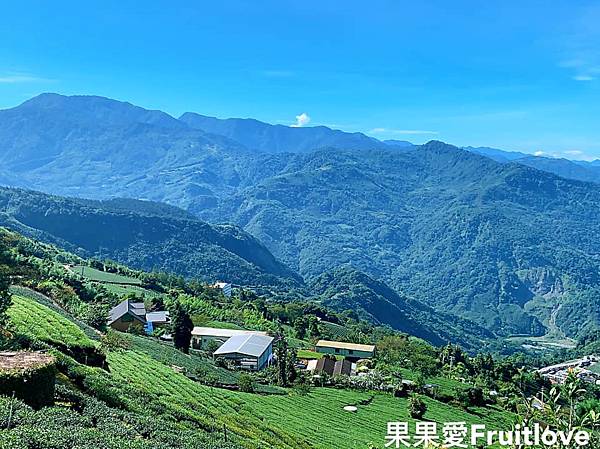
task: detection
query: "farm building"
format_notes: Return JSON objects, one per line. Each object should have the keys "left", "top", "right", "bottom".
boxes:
{"left": 191, "top": 327, "right": 267, "bottom": 350}
{"left": 213, "top": 333, "right": 274, "bottom": 370}
{"left": 107, "top": 299, "right": 169, "bottom": 332}
{"left": 315, "top": 340, "right": 376, "bottom": 361}
{"left": 212, "top": 281, "right": 233, "bottom": 297}
{"left": 306, "top": 357, "right": 353, "bottom": 376}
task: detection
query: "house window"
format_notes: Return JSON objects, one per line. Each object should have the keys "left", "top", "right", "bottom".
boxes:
{"left": 335, "top": 348, "right": 340, "bottom": 353}
{"left": 349, "top": 350, "right": 354, "bottom": 355}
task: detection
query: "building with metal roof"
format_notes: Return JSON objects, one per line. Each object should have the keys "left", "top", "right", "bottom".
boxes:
{"left": 108, "top": 299, "right": 169, "bottom": 333}
{"left": 107, "top": 299, "right": 147, "bottom": 331}
{"left": 191, "top": 327, "right": 267, "bottom": 350}
{"left": 315, "top": 340, "right": 376, "bottom": 360}
{"left": 213, "top": 333, "right": 274, "bottom": 370}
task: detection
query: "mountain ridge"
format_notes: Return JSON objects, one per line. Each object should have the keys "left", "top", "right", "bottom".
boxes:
{"left": 0, "top": 186, "right": 301, "bottom": 286}
{"left": 3, "top": 94, "right": 600, "bottom": 341}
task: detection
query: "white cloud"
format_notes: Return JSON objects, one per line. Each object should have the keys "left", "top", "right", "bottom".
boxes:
{"left": 0, "top": 73, "right": 51, "bottom": 83}
{"left": 573, "top": 75, "right": 595, "bottom": 81}
{"left": 562, "top": 149, "right": 597, "bottom": 161}
{"left": 533, "top": 149, "right": 597, "bottom": 161}
{"left": 292, "top": 112, "right": 311, "bottom": 127}
{"left": 369, "top": 128, "right": 438, "bottom": 135}
{"left": 558, "top": 6, "right": 600, "bottom": 81}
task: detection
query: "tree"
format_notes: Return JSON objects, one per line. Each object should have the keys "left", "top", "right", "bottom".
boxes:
{"left": 170, "top": 301, "right": 193, "bottom": 353}
{"left": 307, "top": 315, "right": 320, "bottom": 338}
{"left": 0, "top": 243, "right": 13, "bottom": 328}
{"left": 293, "top": 316, "right": 308, "bottom": 339}
{"left": 238, "top": 374, "right": 255, "bottom": 393}
{"left": 275, "top": 327, "right": 290, "bottom": 386}
{"left": 205, "top": 338, "right": 220, "bottom": 355}
{"left": 408, "top": 394, "right": 427, "bottom": 419}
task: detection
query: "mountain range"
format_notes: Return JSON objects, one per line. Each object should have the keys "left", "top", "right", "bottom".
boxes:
{"left": 1, "top": 93, "right": 600, "bottom": 343}
{"left": 463, "top": 146, "right": 600, "bottom": 184}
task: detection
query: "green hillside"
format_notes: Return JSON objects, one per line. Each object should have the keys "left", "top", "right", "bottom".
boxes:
{"left": 2, "top": 95, "right": 600, "bottom": 342}
{"left": 197, "top": 142, "right": 600, "bottom": 340}
{"left": 312, "top": 267, "right": 492, "bottom": 349}
{"left": 0, "top": 187, "right": 300, "bottom": 287}
{"left": 2, "top": 227, "right": 600, "bottom": 448}
{"left": 7, "top": 295, "right": 97, "bottom": 350}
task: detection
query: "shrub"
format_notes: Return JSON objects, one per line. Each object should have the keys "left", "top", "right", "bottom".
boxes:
{"left": 238, "top": 374, "right": 255, "bottom": 393}
{"left": 100, "top": 329, "right": 131, "bottom": 352}
{"left": 0, "top": 359, "right": 57, "bottom": 409}
{"left": 408, "top": 394, "right": 427, "bottom": 419}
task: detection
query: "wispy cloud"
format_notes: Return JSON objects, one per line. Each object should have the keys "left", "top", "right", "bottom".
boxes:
{"left": 291, "top": 112, "right": 311, "bottom": 127}
{"left": 369, "top": 127, "right": 438, "bottom": 135}
{"left": 261, "top": 69, "right": 295, "bottom": 78}
{"left": 0, "top": 73, "right": 53, "bottom": 83}
{"left": 534, "top": 148, "right": 597, "bottom": 161}
{"left": 558, "top": 6, "right": 600, "bottom": 81}
{"left": 572, "top": 75, "right": 595, "bottom": 81}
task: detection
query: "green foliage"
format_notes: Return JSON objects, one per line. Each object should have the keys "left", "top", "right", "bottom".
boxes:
{"left": 170, "top": 301, "right": 193, "bottom": 353}
{"left": 100, "top": 329, "right": 131, "bottom": 352}
{"left": 377, "top": 335, "right": 439, "bottom": 376}
{"left": 0, "top": 360, "right": 57, "bottom": 409}
{"left": 0, "top": 239, "right": 14, "bottom": 327}
{"left": 7, "top": 296, "right": 97, "bottom": 350}
{"left": 408, "top": 394, "right": 427, "bottom": 419}
{"left": 312, "top": 267, "right": 492, "bottom": 350}
{"left": 238, "top": 374, "right": 255, "bottom": 393}
{"left": 0, "top": 224, "right": 524, "bottom": 449}
{"left": 191, "top": 142, "right": 600, "bottom": 341}
{"left": 0, "top": 187, "right": 300, "bottom": 287}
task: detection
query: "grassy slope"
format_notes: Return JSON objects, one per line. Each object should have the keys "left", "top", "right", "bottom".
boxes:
{"left": 7, "top": 295, "right": 97, "bottom": 349}
{"left": 4, "top": 290, "right": 514, "bottom": 449}
{"left": 109, "top": 347, "right": 514, "bottom": 449}
{"left": 72, "top": 265, "right": 141, "bottom": 284}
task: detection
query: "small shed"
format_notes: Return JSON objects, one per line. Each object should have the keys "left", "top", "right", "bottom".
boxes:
{"left": 213, "top": 334, "right": 274, "bottom": 370}
{"left": 308, "top": 357, "right": 353, "bottom": 376}
{"left": 0, "top": 351, "right": 56, "bottom": 409}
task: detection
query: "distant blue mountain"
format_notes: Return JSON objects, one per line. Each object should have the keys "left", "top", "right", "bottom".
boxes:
{"left": 3, "top": 93, "right": 600, "bottom": 340}
{"left": 463, "top": 145, "right": 600, "bottom": 184}
{"left": 383, "top": 139, "right": 414, "bottom": 148}
{"left": 516, "top": 156, "right": 600, "bottom": 184}
{"left": 179, "top": 112, "right": 388, "bottom": 153}
{"left": 462, "top": 146, "right": 530, "bottom": 163}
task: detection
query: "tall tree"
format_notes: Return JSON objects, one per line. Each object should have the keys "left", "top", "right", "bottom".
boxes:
{"left": 0, "top": 242, "right": 13, "bottom": 327}
{"left": 170, "top": 301, "right": 193, "bottom": 353}
{"left": 274, "top": 327, "right": 289, "bottom": 386}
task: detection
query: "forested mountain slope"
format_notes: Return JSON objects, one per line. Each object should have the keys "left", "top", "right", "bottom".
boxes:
{"left": 464, "top": 146, "right": 600, "bottom": 184}
{"left": 0, "top": 187, "right": 300, "bottom": 286}
{"left": 197, "top": 142, "right": 600, "bottom": 339}
{"left": 311, "top": 267, "right": 493, "bottom": 348}
{"left": 2, "top": 94, "right": 600, "bottom": 340}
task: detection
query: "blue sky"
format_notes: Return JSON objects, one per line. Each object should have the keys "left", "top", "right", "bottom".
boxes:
{"left": 1, "top": 0, "right": 600, "bottom": 159}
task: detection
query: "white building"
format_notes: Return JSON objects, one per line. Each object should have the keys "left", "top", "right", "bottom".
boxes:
{"left": 213, "top": 334, "right": 274, "bottom": 370}
{"left": 213, "top": 282, "right": 233, "bottom": 297}
{"left": 191, "top": 327, "right": 267, "bottom": 350}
